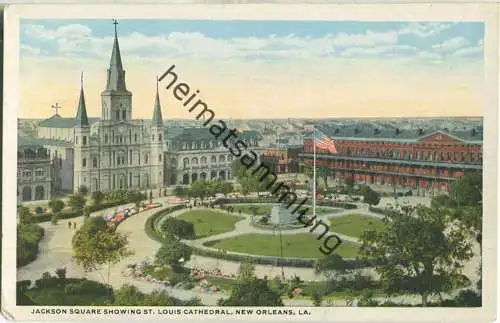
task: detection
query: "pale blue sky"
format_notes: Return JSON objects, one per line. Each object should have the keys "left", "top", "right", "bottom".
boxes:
{"left": 20, "top": 20, "right": 484, "bottom": 62}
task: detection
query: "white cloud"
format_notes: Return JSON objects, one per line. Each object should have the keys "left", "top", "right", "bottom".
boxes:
{"left": 453, "top": 46, "right": 483, "bottom": 57}
{"left": 332, "top": 30, "right": 398, "bottom": 47}
{"left": 432, "top": 36, "right": 469, "bottom": 52}
{"left": 340, "top": 45, "right": 416, "bottom": 57}
{"left": 20, "top": 44, "right": 40, "bottom": 56}
{"left": 398, "top": 22, "right": 456, "bottom": 38}
{"left": 24, "top": 23, "right": 92, "bottom": 40}
{"left": 20, "top": 22, "right": 480, "bottom": 64}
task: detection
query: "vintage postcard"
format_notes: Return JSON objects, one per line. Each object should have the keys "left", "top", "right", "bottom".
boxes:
{"left": 2, "top": 2, "right": 498, "bottom": 322}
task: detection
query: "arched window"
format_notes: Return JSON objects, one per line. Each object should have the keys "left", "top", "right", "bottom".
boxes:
{"left": 159, "top": 134, "right": 162, "bottom": 141}
{"left": 82, "top": 158, "right": 87, "bottom": 167}
{"left": 159, "top": 154, "right": 162, "bottom": 162}
{"left": 104, "top": 134, "right": 108, "bottom": 143}
{"left": 144, "top": 154, "right": 149, "bottom": 164}
{"left": 135, "top": 133, "right": 138, "bottom": 143}
{"left": 92, "top": 157, "right": 98, "bottom": 168}
{"left": 191, "top": 157, "right": 198, "bottom": 165}
{"left": 201, "top": 156, "right": 207, "bottom": 164}
{"left": 211, "top": 156, "right": 217, "bottom": 163}
{"left": 219, "top": 155, "right": 226, "bottom": 163}
{"left": 116, "top": 111, "right": 120, "bottom": 120}
{"left": 122, "top": 110, "right": 126, "bottom": 120}
{"left": 183, "top": 157, "right": 189, "bottom": 168}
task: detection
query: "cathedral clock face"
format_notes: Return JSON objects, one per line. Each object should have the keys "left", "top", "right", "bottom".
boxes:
{"left": 118, "top": 126, "right": 125, "bottom": 133}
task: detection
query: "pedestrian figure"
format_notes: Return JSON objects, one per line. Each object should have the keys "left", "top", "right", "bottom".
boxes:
{"left": 68, "top": 221, "right": 72, "bottom": 229}
{"left": 73, "top": 222, "right": 77, "bottom": 229}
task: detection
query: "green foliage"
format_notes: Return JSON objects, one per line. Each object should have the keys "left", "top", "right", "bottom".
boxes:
{"left": 344, "top": 177, "right": 355, "bottom": 189}
{"left": 48, "top": 199, "right": 65, "bottom": 214}
{"left": 91, "top": 191, "right": 105, "bottom": 206}
{"left": 69, "top": 193, "right": 86, "bottom": 212}
{"left": 72, "top": 216, "right": 133, "bottom": 281}
{"left": 431, "top": 195, "right": 457, "bottom": 209}
{"left": 160, "top": 217, "right": 195, "bottom": 240}
{"left": 314, "top": 253, "right": 348, "bottom": 275}
{"left": 113, "top": 284, "right": 146, "bottom": 305}
{"left": 174, "top": 186, "right": 189, "bottom": 197}
{"left": 361, "top": 186, "right": 381, "bottom": 206}
{"left": 18, "top": 206, "right": 34, "bottom": 225}
{"left": 55, "top": 268, "right": 67, "bottom": 279}
{"left": 35, "top": 206, "right": 44, "bottom": 215}
{"left": 78, "top": 185, "right": 89, "bottom": 196}
{"left": 450, "top": 172, "right": 482, "bottom": 207}
{"left": 311, "top": 291, "right": 322, "bottom": 306}
{"left": 17, "top": 221, "right": 45, "bottom": 267}
{"left": 127, "top": 190, "right": 146, "bottom": 209}
{"left": 359, "top": 205, "right": 474, "bottom": 306}
{"left": 222, "top": 278, "right": 283, "bottom": 306}
{"left": 50, "top": 212, "right": 59, "bottom": 225}
{"left": 143, "top": 290, "right": 176, "bottom": 306}
{"left": 155, "top": 238, "right": 192, "bottom": 270}
{"left": 237, "top": 262, "right": 256, "bottom": 282}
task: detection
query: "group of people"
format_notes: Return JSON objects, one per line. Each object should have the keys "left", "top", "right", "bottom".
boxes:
{"left": 67, "top": 221, "right": 77, "bottom": 229}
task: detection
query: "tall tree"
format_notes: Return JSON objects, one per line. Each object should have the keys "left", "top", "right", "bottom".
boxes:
{"left": 160, "top": 218, "right": 195, "bottom": 240}
{"left": 237, "top": 262, "right": 256, "bottom": 282}
{"left": 361, "top": 186, "right": 381, "bottom": 207}
{"left": 48, "top": 199, "right": 65, "bottom": 214}
{"left": 221, "top": 278, "right": 283, "bottom": 306}
{"left": 72, "top": 216, "right": 133, "bottom": 283}
{"left": 91, "top": 191, "right": 104, "bottom": 206}
{"left": 360, "top": 205, "right": 474, "bottom": 306}
{"left": 155, "top": 238, "right": 192, "bottom": 272}
{"left": 450, "top": 172, "right": 482, "bottom": 207}
{"left": 78, "top": 185, "right": 89, "bottom": 197}
{"left": 69, "top": 193, "right": 86, "bottom": 212}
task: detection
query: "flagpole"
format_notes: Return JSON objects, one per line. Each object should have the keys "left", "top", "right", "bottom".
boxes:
{"left": 313, "top": 127, "right": 316, "bottom": 220}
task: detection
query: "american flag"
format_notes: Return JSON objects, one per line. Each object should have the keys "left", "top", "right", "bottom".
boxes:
{"left": 314, "top": 129, "right": 338, "bottom": 154}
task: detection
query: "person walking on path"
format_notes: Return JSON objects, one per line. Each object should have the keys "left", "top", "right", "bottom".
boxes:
{"left": 73, "top": 222, "right": 77, "bottom": 230}
{"left": 68, "top": 221, "right": 72, "bottom": 229}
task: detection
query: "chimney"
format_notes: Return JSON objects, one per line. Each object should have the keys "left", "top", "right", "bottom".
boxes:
{"left": 418, "top": 128, "right": 424, "bottom": 136}
{"left": 395, "top": 128, "right": 401, "bottom": 135}
{"left": 335, "top": 128, "right": 340, "bottom": 134}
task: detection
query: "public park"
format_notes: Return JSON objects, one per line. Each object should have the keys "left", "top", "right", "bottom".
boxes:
{"left": 16, "top": 162, "right": 483, "bottom": 307}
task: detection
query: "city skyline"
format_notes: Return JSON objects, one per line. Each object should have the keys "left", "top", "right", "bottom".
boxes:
{"left": 20, "top": 20, "right": 484, "bottom": 120}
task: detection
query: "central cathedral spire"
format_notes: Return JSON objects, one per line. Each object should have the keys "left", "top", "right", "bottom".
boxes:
{"left": 105, "top": 18, "right": 127, "bottom": 91}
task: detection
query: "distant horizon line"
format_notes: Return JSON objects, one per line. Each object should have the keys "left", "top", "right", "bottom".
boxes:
{"left": 18, "top": 115, "right": 484, "bottom": 121}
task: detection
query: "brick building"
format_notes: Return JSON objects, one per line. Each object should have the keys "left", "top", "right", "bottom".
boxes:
{"left": 260, "top": 144, "right": 303, "bottom": 174}
{"left": 299, "top": 124, "right": 482, "bottom": 196}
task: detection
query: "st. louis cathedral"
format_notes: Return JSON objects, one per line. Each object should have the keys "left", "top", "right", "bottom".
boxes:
{"left": 17, "top": 21, "right": 262, "bottom": 202}
{"left": 28, "top": 21, "right": 164, "bottom": 195}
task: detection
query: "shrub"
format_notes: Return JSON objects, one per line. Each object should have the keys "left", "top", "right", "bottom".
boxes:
{"left": 35, "top": 207, "right": 44, "bottom": 215}
{"left": 50, "top": 213, "right": 59, "bottom": 225}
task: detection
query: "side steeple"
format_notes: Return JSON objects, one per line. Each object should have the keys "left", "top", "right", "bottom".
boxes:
{"left": 75, "top": 72, "right": 89, "bottom": 126}
{"left": 152, "top": 77, "right": 163, "bottom": 126}
{"left": 105, "top": 19, "right": 127, "bottom": 91}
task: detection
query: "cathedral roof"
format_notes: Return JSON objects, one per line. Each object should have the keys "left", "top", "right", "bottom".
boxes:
{"left": 152, "top": 78, "right": 163, "bottom": 126}
{"left": 104, "top": 21, "right": 128, "bottom": 92}
{"left": 75, "top": 75, "right": 89, "bottom": 126}
{"left": 38, "top": 115, "right": 99, "bottom": 128}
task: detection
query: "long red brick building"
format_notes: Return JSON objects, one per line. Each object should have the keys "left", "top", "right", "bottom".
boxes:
{"left": 300, "top": 124, "right": 482, "bottom": 196}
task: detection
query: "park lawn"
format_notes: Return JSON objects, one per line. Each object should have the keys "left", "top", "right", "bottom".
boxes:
{"left": 229, "top": 204, "right": 341, "bottom": 216}
{"left": 176, "top": 210, "right": 245, "bottom": 239}
{"left": 204, "top": 233, "right": 359, "bottom": 259}
{"left": 328, "top": 214, "right": 386, "bottom": 238}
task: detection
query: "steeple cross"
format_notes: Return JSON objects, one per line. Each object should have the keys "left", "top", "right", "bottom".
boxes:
{"left": 112, "top": 19, "right": 119, "bottom": 34}
{"left": 51, "top": 103, "right": 62, "bottom": 116}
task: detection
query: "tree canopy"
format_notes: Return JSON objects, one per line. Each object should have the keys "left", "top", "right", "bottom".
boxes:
{"left": 359, "top": 204, "right": 474, "bottom": 306}
{"left": 450, "top": 172, "right": 482, "bottom": 207}
{"left": 48, "top": 199, "right": 65, "bottom": 214}
{"left": 69, "top": 193, "right": 86, "bottom": 212}
{"left": 155, "top": 238, "right": 192, "bottom": 272}
{"left": 160, "top": 217, "right": 195, "bottom": 240}
{"left": 72, "top": 216, "right": 133, "bottom": 282}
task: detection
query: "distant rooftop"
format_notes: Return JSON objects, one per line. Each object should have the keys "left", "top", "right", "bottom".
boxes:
{"left": 38, "top": 114, "right": 99, "bottom": 128}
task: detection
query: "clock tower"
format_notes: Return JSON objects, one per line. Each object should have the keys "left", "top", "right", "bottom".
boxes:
{"left": 101, "top": 19, "right": 132, "bottom": 122}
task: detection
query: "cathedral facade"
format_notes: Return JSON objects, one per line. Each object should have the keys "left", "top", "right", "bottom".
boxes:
{"left": 34, "top": 23, "right": 164, "bottom": 194}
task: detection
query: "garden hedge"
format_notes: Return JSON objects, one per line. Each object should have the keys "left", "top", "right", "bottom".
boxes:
{"left": 214, "top": 198, "right": 357, "bottom": 210}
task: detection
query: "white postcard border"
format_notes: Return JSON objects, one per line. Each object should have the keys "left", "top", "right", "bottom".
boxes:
{"left": 2, "top": 3, "right": 498, "bottom": 322}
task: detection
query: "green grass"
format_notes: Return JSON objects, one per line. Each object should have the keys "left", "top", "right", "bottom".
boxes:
{"left": 230, "top": 204, "right": 341, "bottom": 216}
{"left": 328, "top": 214, "right": 386, "bottom": 238}
{"left": 205, "top": 233, "right": 359, "bottom": 259}
{"left": 176, "top": 210, "right": 245, "bottom": 239}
